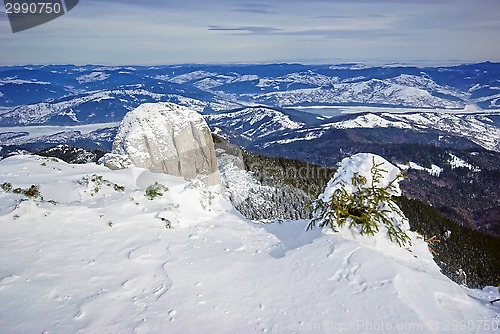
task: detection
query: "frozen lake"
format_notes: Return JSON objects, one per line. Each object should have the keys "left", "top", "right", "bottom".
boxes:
{"left": 292, "top": 105, "right": 495, "bottom": 117}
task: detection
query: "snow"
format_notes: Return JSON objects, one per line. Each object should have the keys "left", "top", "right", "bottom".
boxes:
{"left": 388, "top": 112, "right": 500, "bottom": 152}
{"left": 288, "top": 110, "right": 500, "bottom": 153}
{"left": 0, "top": 154, "right": 498, "bottom": 333}
{"left": 408, "top": 162, "right": 443, "bottom": 177}
{"left": 205, "top": 107, "right": 303, "bottom": 139}
{"left": 2, "top": 91, "right": 116, "bottom": 125}
{"left": 313, "top": 153, "right": 411, "bottom": 243}
{"left": 397, "top": 162, "right": 443, "bottom": 177}
{"left": 254, "top": 72, "right": 339, "bottom": 89}
{"left": 256, "top": 79, "right": 465, "bottom": 109}
{"left": 324, "top": 153, "right": 403, "bottom": 198}
{"left": 0, "top": 89, "right": 239, "bottom": 126}
{"left": 262, "top": 130, "right": 325, "bottom": 148}
{"left": 115, "top": 102, "right": 205, "bottom": 137}
{"left": 0, "top": 123, "right": 119, "bottom": 146}
{"left": 216, "top": 148, "right": 274, "bottom": 209}
{"left": 193, "top": 77, "right": 228, "bottom": 91}
{"left": 153, "top": 74, "right": 170, "bottom": 81}
{"left": 295, "top": 105, "right": 500, "bottom": 116}
{"left": 232, "top": 74, "right": 259, "bottom": 83}
{"left": 215, "top": 147, "right": 310, "bottom": 221}
{"left": 387, "top": 74, "right": 467, "bottom": 101}
{"left": 448, "top": 153, "right": 480, "bottom": 171}
{"left": 170, "top": 71, "right": 218, "bottom": 84}
{"left": 0, "top": 78, "right": 50, "bottom": 86}
{"left": 76, "top": 72, "right": 111, "bottom": 84}
{"left": 323, "top": 113, "right": 413, "bottom": 130}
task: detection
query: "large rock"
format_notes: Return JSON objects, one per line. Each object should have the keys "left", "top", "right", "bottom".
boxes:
{"left": 103, "top": 102, "right": 220, "bottom": 186}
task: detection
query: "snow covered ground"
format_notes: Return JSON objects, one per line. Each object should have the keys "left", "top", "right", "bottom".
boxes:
{"left": 0, "top": 155, "right": 498, "bottom": 333}
{"left": 397, "top": 162, "right": 444, "bottom": 177}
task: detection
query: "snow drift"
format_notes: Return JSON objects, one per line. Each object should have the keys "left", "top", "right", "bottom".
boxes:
{"left": 103, "top": 102, "right": 220, "bottom": 186}
{"left": 0, "top": 154, "right": 498, "bottom": 333}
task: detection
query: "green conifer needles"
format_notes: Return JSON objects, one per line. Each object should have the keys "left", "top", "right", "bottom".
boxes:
{"left": 308, "top": 156, "right": 411, "bottom": 247}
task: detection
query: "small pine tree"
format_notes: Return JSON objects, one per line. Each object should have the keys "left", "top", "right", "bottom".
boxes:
{"left": 307, "top": 157, "right": 411, "bottom": 247}
{"left": 145, "top": 182, "right": 169, "bottom": 200}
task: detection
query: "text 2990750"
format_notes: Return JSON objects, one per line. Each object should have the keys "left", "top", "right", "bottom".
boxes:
{"left": 5, "top": 2, "right": 62, "bottom": 15}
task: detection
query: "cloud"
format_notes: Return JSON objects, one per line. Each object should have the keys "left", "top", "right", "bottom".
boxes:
{"left": 280, "top": 28, "right": 401, "bottom": 39}
{"left": 233, "top": 8, "right": 276, "bottom": 15}
{"left": 313, "top": 15, "right": 357, "bottom": 19}
{"left": 232, "top": 3, "right": 277, "bottom": 15}
{"left": 208, "top": 26, "right": 281, "bottom": 34}
{"left": 208, "top": 24, "right": 401, "bottom": 41}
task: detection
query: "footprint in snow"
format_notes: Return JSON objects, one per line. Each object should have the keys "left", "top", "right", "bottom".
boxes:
{"left": 0, "top": 274, "right": 21, "bottom": 287}
{"left": 330, "top": 247, "right": 369, "bottom": 294}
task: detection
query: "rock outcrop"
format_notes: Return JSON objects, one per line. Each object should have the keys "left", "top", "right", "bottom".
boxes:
{"left": 103, "top": 102, "right": 220, "bottom": 186}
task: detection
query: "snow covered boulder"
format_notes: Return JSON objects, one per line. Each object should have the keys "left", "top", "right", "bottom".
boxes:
{"left": 103, "top": 102, "right": 220, "bottom": 186}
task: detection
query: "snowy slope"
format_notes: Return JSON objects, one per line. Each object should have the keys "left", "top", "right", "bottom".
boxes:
{"left": 384, "top": 112, "right": 500, "bottom": 152}
{"left": 205, "top": 107, "right": 304, "bottom": 140}
{"left": 0, "top": 154, "right": 498, "bottom": 333}
{"left": 0, "top": 90, "right": 237, "bottom": 126}
{"left": 0, "top": 123, "right": 118, "bottom": 152}
{"left": 205, "top": 107, "right": 500, "bottom": 153}
{"left": 317, "top": 112, "right": 500, "bottom": 152}
{"left": 322, "top": 113, "right": 414, "bottom": 130}
{"left": 254, "top": 79, "right": 464, "bottom": 109}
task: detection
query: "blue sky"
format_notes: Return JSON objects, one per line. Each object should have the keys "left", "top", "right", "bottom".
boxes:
{"left": 1, "top": 0, "right": 499, "bottom": 65}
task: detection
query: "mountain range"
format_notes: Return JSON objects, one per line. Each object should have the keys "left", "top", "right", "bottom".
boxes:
{"left": 1, "top": 62, "right": 499, "bottom": 127}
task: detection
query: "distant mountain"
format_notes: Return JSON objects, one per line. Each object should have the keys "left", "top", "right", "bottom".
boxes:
{"left": 205, "top": 106, "right": 500, "bottom": 153}
{"left": 1, "top": 62, "right": 500, "bottom": 127}
{"left": 0, "top": 65, "right": 241, "bottom": 126}
{"left": 254, "top": 76, "right": 465, "bottom": 109}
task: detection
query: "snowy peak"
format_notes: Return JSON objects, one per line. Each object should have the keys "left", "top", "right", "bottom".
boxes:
{"left": 322, "top": 113, "right": 414, "bottom": 130}
{"left": 76, "top": 71, "right": 111, "bottom": 84}
{"left": 205, "top": 106, "right": 305, "bottom": 140}
{"left": 257, "top": 78, "right": 464, "bottom": 109}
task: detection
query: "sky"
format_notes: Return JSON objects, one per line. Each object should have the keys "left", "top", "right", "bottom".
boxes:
{"left": 1, "top": 0, "right": 499, "bottom": 65}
